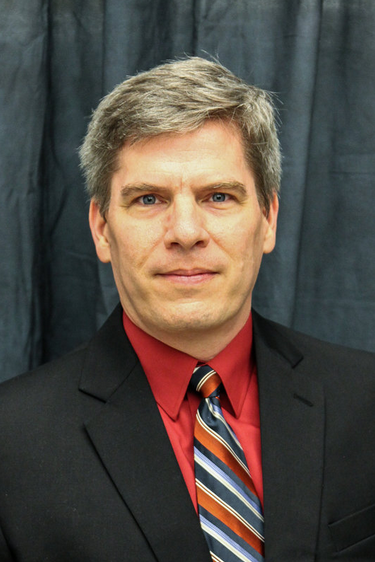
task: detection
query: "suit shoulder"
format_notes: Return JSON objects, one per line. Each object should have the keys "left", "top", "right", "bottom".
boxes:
{"left": 253, "top": 310, "right": 375, "bottom": 375}
{"left": 0, "top": 344, "right": 88, "bottom": 410}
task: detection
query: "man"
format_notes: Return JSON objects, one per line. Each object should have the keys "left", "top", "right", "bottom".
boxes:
{"left": 0, "top": 57, "right": 374, "bottom": 562}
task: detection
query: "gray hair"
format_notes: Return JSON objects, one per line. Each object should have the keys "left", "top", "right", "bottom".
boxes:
{"left": 79, "top": 56, "right": 281, "bottom": 215}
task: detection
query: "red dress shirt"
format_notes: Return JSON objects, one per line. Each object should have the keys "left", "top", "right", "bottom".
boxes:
{"left": 123, "top": 311, "right": 263, "bottom": 511}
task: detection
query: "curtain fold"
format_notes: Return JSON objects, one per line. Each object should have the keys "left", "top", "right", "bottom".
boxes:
{"left": 0, "top": 0, "right": 48, "bottom": 376}
{"left": 1, "top": 0, "right": 374, "bottom": 382}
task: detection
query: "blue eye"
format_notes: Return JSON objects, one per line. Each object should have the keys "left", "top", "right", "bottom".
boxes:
{"left": 212, "top": 193, "right": 227, "bottom": 202}
{"left": 141, "top": 194, "right": 157, "bottom": 205}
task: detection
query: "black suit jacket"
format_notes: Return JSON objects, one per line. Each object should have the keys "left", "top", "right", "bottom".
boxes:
{"left": 0, "top": 305, "right": 374, "bottom": 561}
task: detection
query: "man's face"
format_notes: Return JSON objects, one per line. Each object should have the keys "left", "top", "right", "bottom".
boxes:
{"left": 90, "top": 120, "right": 278, "bottom": 346}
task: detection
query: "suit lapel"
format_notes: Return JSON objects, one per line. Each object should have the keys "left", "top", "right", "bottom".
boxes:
{"left": 253, "top": 312, "right": 325, "bottom": 561}
{"left": 79, "top": 306, "right": 210, "bottom": 562}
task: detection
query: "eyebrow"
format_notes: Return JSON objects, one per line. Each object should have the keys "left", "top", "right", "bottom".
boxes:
{"left": 207, "top": 181, "right": 248, "bottom": 197}
{"left": 120, "top": 181, "right": 248, "bottom": 199}
{"left": 120, "top": 183, "right": 169, "bottom": 199}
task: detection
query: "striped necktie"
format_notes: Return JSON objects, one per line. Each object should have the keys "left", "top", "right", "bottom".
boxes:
{"left": 191, "top": 364, "right": 264, "bottom": 562}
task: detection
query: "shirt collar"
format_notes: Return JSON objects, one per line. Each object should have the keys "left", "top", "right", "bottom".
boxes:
{"left": 123, "top": 311, "right": 254, "bottom": 420}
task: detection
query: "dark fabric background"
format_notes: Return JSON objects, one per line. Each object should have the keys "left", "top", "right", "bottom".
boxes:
{"left": 1, "top": 0, "right": 374, "bottom": 382}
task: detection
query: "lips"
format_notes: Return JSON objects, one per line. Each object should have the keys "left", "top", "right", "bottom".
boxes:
{"left": 156, "top": 268, "right": 218, "bottom": 284}
{"left": 161, "top": 269, "right": 215, "bottom": 276}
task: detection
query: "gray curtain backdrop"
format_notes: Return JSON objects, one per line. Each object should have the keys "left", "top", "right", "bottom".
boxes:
{"left": 1, "top": 0, "right": 374, "bottom": 382}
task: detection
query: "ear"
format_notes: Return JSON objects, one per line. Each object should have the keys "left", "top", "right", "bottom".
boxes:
{"left": 262, "top": 192, "right": 279, "bottom": 254}
{"left": 89, "top": 200, "right": 112, "bottom": 263}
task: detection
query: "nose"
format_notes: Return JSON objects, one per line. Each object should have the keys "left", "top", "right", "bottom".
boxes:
{"left": 164, "top": 195, "right": 209, "bottom": 250}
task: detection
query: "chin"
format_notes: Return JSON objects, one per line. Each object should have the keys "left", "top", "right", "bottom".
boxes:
{"left": 153, "top": 307, "right": 230, "bottom": 334}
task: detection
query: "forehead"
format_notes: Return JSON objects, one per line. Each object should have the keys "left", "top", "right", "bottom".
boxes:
{"left": 114, "top": 121, "right": 251, "bottom": 188}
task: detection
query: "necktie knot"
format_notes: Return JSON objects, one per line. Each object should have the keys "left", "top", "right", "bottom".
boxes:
{"left": 191, "top": 364, "right": 222, "bottom": 399}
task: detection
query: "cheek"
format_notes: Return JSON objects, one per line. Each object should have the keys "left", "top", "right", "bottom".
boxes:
{"left": 222, "top": 219, "right": 262, "bottom": 254}
{"left": 110, "top": 223, "right": 160, "bottom": 272}
{"left": 231, "top": 225, "right": 266, "bottom": 277}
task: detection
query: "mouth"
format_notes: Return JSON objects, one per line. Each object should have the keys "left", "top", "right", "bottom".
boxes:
{"left": 156, "top": 269, "right": 218, "bottom": 285}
